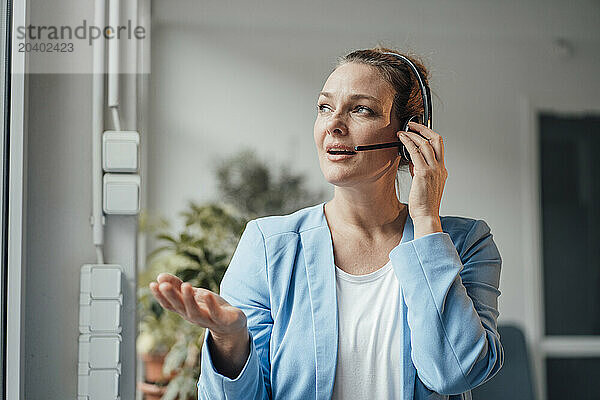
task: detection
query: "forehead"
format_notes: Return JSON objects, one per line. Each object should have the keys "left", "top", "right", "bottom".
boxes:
{"left": 321, "top": 62, "right": 395, "bottom": 103}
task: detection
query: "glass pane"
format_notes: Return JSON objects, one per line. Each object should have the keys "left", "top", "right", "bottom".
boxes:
{"left": 539, "top": 113, "right": 600, "bottom": 336}
{"left": 546, "top": 357, "right": 600, "bottom": 400}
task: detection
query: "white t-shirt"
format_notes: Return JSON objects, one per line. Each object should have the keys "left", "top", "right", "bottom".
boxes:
{"left": 331, "top": 259, "right": 403, "bottom": 400}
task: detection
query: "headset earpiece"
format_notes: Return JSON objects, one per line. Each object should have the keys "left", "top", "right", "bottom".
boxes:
{"left": 399, "top": 115, "right": 423, "bottom": 158}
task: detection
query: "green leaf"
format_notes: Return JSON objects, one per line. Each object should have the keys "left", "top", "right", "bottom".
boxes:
{"left": 150, "top": 300, "right": 164, "bottom": 319}
{"left": 162, "top": 375, "right": 182, "bottom": 400}
{"left": 175, "top": 268, "right": 200, "bottom": 283}
{"left": 156, "top": 233, "right": 178, "bottom": 244}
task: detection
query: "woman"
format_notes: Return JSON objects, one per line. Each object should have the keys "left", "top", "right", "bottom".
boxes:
{"left": 149, "top": 47, "right": 503, "bottom": 400}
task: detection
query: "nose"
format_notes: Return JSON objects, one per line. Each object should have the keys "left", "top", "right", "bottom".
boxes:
{"left": 325, "top": 114, "right": 347, "bottom": 136}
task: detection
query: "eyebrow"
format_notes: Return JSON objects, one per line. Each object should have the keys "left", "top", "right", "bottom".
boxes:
{"left": 318, "top": 91, "right": 382, "bottom": 105}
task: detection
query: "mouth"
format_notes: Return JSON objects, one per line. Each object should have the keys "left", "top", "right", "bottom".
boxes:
{"left": 326, "top": 145, "right": 357, "bottom": 155}
{"left": 325, "top": 147, "right": 357, "bottom": 161}
{"left": 327, "top": 149, "right": 357, "bottom": 155}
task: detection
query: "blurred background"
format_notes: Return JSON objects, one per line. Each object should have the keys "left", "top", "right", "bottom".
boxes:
{"left": 3, "top": 0, "right": 600, "bottom": 399}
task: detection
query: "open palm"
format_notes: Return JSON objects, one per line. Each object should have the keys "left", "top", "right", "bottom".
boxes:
{"left": 149, "top": 273, "right": 247, "bottom": 338}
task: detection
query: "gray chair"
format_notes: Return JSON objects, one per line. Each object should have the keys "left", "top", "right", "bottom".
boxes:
{"left": 471, "top": 324, "right": 536, "bottom": 400}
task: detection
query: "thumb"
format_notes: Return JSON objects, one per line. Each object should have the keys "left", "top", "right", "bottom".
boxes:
{"left": 204, "top": 291, "right": 222, "bottom": 321}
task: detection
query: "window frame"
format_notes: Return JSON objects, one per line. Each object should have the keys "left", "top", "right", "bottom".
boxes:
{"left": 520, "top": 94, "right": 600, "bottom": 400}
{"left": 5, "top": 0, "right": 26, "bottom": 398}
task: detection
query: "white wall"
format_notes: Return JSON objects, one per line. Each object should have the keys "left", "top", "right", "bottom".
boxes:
{"left": 147, "top": 1, "right": 600, "bottom": 396}
{"left": 149, "top": 0, "right": 600, "bottom": 324}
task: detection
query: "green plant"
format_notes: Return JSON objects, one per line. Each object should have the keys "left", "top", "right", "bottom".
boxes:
{"left": 137, "top": 149, "right": 325, "bottom": 399}
{"left": 216, "top": 149, "right": 325, "bottom": 219}
{"left": 138, "top": 202, "right": 248, "bottom": 399}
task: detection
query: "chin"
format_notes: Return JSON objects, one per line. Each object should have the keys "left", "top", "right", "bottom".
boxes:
{"left": 320, "top": 158, "right": 399, "bottom": 188}
{"left": 321, "top": 169, "right": 359, "bottom": 187}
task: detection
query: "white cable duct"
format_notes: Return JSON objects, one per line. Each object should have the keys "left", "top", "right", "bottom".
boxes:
{"left": 111, "top": 107, "right": 121, "bottom": 131}
{"left": 108, "top": 0, "right": 122, "bottom": 131}
{"left": 92, "top": 0, "right": 106, "bottom": 265}
{"left": 131, "top": 0, "right": 138, "bottom": 127}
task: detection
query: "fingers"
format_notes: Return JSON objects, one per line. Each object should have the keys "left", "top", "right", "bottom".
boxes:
{"left": 181, "top": 283, "right": 210, "bottom": 323}
{"left": 158, "top": 282, "right": 186, "bottom": 315}
{"left": 149, "top": 281, "right": 176, "bottom": 312}
{"left": 156, "top": 273, "right": 183, "bottom": 290}
{"left": 151, "top": 278, "right": 217, "bottom": 327}
{"left": 398, "top": 131, "right": 428, "bottom": 169}
{"left": 403, "top": 130, "right": 437, "bottom": 165}
{"left": 150, "top": 275, "right": 229, "bottom": 331}
{"left": 406, "top": 121, "right": 445, "bottom": 164}
{"left": 153, "top": 274, "right": 185, "bottom": 314}
{"left": 204, "top": 290, "right": 221, "bottom": 320}
{"left": 402, "top": 125, "right": 436, "bottom": 165}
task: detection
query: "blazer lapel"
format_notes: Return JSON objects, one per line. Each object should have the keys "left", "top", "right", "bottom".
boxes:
{"left": 300, "top": 205, "right": 338, "bottom": 400}
{"left": 397, "top": 212, "right": 417, "bottom": 400}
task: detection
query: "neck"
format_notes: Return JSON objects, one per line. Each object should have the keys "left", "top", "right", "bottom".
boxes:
{"left": 325, "top": 186, "right": 407, "bottom": 239}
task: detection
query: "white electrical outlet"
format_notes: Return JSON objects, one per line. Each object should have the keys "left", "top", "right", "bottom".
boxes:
{"left": 77, "top": 368, "right": 120, "bottom": 400}
{"left": 78, "top": 264, "right": 123, "bottom": 400}
{"left": 78, "top": 334, "right": 122, "bottom": 370}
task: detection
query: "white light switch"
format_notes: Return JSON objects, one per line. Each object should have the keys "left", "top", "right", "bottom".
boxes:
{"left": 103, "top": 173, "right": 140, "bottom": 215}
{"left": 103, "top": 130, "right": 139, "bottom": 173}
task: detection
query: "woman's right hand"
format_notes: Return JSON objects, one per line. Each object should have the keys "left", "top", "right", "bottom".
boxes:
{"left": 149, "top": 273, "right": 247, "bottom": 340}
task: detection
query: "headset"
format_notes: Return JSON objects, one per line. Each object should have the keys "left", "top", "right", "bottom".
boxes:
{"left": 353, "top": 52, "right": 432, "bottom": 163}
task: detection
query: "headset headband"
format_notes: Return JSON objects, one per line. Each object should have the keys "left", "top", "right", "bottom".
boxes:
{"left": 380, "top": 52, "right": 432, "bottom": 129}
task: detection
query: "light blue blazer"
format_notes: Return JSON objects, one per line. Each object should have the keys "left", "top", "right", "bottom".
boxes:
{"left": 198, "top": 201, "right": 503, "bottom": 400}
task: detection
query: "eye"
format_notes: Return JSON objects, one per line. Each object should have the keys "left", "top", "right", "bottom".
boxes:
{"left": 354, "top": 105, "right": 373, "bottom": 115}
{"left": 317, "top": 104, "right": 332, "bottom": 113}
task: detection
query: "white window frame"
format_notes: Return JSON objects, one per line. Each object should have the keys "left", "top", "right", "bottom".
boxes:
{"left": 520, "top": 93, "right": 600, "bottom": 400}
{"left": 6, "top": 0, "right": 27, "bottom": 398}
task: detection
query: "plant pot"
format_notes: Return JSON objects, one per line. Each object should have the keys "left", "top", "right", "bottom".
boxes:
{"left": 137, "top": 381, "right": 167, "bottom": 400}
{"left": 141, "top": 352, "right": 171, "bottom": 384}
{"left": 139, "top": 353, "right": 178, "bottom": 399}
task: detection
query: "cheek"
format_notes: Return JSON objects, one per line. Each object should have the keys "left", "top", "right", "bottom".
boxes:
{"left": 368, "top": 124, "right": 396, "bottom": 140}
{"left": 350, "top": 120, "right": 384, "bottom": 139}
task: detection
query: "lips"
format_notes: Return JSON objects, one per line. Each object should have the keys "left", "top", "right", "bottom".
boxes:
{"left": 326, "top": 144, "right": 356, "bottom": 155}
{"left": 325, "top": 143, "right": 357, "bottom": 161}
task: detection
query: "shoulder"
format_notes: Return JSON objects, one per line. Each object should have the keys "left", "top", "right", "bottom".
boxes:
{"left": 439, "top": 214, "right": 478, "bottom": 236}
{"left": 251, "top": 202, "right": 326, "bottom": 239}
{"left": 439, "top": 215, "right": 497, "bottom": 258}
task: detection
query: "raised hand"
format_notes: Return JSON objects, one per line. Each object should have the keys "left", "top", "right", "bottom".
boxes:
{"left": 149, "top": 273, "right": 247, "bottom": 339}
{"left": 397, "top": 121, "right": 448, "bottom": 238}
